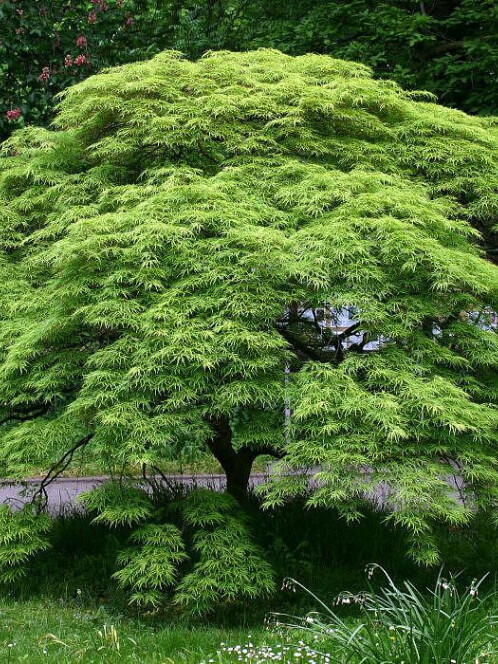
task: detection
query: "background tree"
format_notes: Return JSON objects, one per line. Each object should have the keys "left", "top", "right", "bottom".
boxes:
{"left": 2, "top": 1, "right": 498, "bottom": 142}
{"left": 0, "top": 49, "right": 497, "bottom": 608}
{"left": 203, "top": 0, "right": 498, "bottom": 115}
{"left": 0, "top": 0, "right": 176, "bottom": 140}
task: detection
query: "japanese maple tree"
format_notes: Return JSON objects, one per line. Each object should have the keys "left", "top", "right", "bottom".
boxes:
{"left": 0, "top": 50, "right": 497, "bottom": 608}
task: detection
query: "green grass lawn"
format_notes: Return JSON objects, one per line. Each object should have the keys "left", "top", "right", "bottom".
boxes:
{"left": 0, "top": 596, "right": 285, "bottom": 663}
{"left": 2, "top": 582, "right": 498, "bottom": 664}
{"left": 1, "top": 508, "right": 496, "bottom": 663}
{"left": 2, "top": 593, "right": 496, "bottom": 664}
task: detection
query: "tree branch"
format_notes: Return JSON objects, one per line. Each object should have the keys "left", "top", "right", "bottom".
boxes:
{"left": 336, "top": 321, "right": 362, "bottom": 341}
{"left": 32, "top": 433, "right": 94, "bottom": 513}
{"left": 240, "top": 445, "right": 285, "bottom": 461}
{"left": 150, "top": 464, "right": 181, "bottom": 493}
{"left": 432, "top": 40, "right": 465, "bottom": 55}
{"left": 276, "top": 327, "right": 322, "bottom": 361}
{"left": 0, "top": 405, "right": 50, "bottom": 427}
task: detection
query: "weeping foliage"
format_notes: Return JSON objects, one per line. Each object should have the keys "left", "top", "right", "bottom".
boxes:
{"left": 175, "top": 490, "right": 276, "bottom": 614}
{"left": 114, "top": 522, "right": 188, "bottom": 608}
{"left": 83, "top": 485, "right": 273, "bottom": 611}
{"left": 0, "top": 506, "right": 51, "bottom": 583}
{"left": 0, "top": 49, "right": 497, "bottom": 599}
{"left": 78, "top": 481, "right": 153, "bottom": 527}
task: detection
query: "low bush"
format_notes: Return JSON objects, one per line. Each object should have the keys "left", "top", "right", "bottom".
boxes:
{"left": 4, "top": 492, "right": 497, "bottom": 619}
{"left": 275, "top": 565, "right": 498, "bottom": 664}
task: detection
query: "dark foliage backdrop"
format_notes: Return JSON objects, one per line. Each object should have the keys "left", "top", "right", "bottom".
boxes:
{"left": 2, "top": 0, "right": 497, "bottom": 141}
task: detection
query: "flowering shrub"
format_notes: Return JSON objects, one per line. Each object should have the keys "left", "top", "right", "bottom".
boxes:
{"left": 275, "top": 566, "right": 498, "bottom": 664}
{"left": 0, "top": 0, "right": 173, "bottom": 141}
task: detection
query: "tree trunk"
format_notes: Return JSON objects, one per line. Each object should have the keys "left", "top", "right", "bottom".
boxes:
{"left": 225, "top": 448, "right": 255, "bottom": 503}
{"left": 207, "top": 416, "right": 254, "bottom": 503}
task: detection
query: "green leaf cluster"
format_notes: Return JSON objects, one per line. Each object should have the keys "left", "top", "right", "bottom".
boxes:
{"left": 114, "top": 522, "right": 188, "bottom": 607}
{"left": 79, "top": 484, "right": 273, "bottom": 611}
{"left": 78, "top": 481, "right": 153, "bottom": 526}
{"left": 0, "top": 505, "right": 51, "bottom": 582}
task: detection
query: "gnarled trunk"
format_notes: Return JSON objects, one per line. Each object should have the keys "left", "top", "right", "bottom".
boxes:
{"left": 207, "top": 416, "right": 284, "bottom": 502}
{"left": 206, "top": 416, "right": 254, "bottom": 503}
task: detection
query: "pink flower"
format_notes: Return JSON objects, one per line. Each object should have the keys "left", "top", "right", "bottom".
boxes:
{"left": 76, "top": 34, "right": 87, "bottom": 49}
{"left": 88, "top": 10, "right": 97, "bottom": 23}
{"left": 99, "top": 1, "right": 108, "bottom": 10}
{"left": 64, "top": 54, "right": 73, "bottom": 68}
{"left": 6, "top": 108, "right": 22, "bottom": 121}
{"left": 125, "top": 14, "right": 134, "bottom": 26}
{"left": 74, "top": 54, "right": 87, "bottom": 66}
{"left": 38, "top": 66, "right": 50, "bottom": 82}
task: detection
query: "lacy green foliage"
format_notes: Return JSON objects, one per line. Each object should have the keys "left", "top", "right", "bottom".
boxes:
{"left": 0, "top": 505, "right": 51, "bottom": 582}
{"left": 0, "top": 48, "right": 497, "bottom": 573}
{"left": 76, "top": 483, "right": 274, "bottom": 611}
{"left": 263, "top": 347, "right": 498, "bottom": 564}
{"left": 78, "top": 482, "right": 152, "bottom": 526}
{"left": 114, "top": 523, "right": 188, "bottom": 607}
{"left": 175, "top": 490, "right": 276, "bottom": 614}
{"left": 203, "top": 0, "right": 498, "bottom": 116}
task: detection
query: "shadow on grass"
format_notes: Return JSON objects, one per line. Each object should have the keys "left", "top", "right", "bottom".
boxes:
{"left": 3, "top": 493, "right": 497, "bottom": 627}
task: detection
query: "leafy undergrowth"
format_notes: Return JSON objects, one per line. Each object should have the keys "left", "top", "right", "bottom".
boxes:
{"left": 0, "top": 505, "right": 496, "bottom": 662}
{"left": 4, "top": 501, "right": 498, "bottom": 618}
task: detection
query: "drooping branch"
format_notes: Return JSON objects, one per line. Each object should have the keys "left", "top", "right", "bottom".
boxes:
{"left": 276, "top": 326, "right": 322, "bottom": 362}
{"left": 32, "top": 433, "right": 94, "bottom": 513}
{"left": 0, "top": 405, "right": 50, "bottom": 427}
{"left": 141, "top": 462, "right": 159, "bottom": 494}
{"left": 150, "top": 464, "right": 181, "bottom": 493}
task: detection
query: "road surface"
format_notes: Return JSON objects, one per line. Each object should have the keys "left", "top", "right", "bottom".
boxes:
{"left": 0, "top": 474, "right": 270, "bottom": 515}
{"left": 0, "top": 473, "right": 460, "bottom": 515}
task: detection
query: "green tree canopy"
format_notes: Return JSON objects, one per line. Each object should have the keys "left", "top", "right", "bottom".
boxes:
{"left": 0, "top": 50, "right": 497, "bottom": 604}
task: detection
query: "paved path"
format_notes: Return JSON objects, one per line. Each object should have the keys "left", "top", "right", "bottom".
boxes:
{"left": 0, "top": 473, "right": 461, "bottom": 515}
{"left": 0, "top": 474, "right": 269, "bottom": 515}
